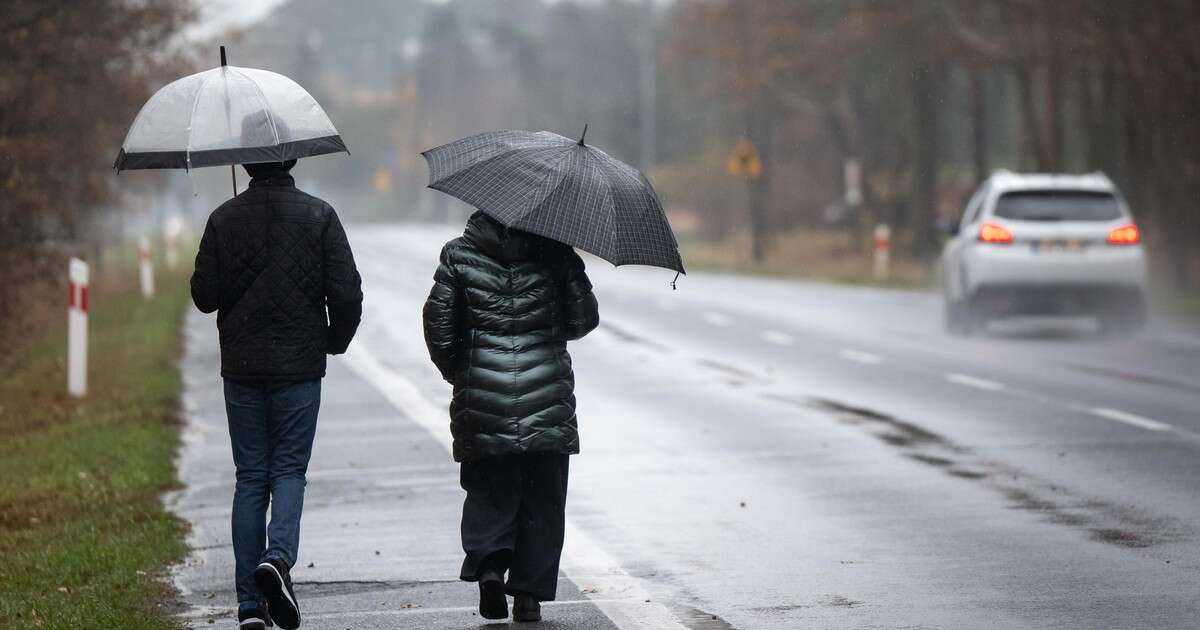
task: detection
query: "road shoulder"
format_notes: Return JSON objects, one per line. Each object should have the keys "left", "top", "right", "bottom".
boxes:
{"left": 169, "top": 310, "right": 621, "bottom": 629}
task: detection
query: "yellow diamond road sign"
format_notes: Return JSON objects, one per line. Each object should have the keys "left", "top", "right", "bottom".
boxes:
{"left": 726, "top": 138, "right": 762, "bottom": 179}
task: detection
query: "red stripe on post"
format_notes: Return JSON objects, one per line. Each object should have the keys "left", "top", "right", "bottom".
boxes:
{"left": 80, "top": 286, "right": 88, "bottom": 313}
{"left": 69, "top": 282, "right": 77, "bottom": 308}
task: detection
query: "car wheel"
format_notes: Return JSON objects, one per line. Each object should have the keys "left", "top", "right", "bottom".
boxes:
{"left": 1099, "top": 313, "right": 1130, "bottom": 337}
{"left": 944, "top": 298, "right": 966, "bottom": 335}
{"left": 1100, "top": 300, "right": 1147, "bottom": 337}
{"left": 963, "top": 293, "right": 987, "bottom": 336}
{"left": 1099, "top": 290, "right": 1148, "bottom": 337}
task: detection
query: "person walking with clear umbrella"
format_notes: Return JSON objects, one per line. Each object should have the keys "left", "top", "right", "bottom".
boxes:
{"left": 116, "top": 48, "right": 358, "bottom": 630}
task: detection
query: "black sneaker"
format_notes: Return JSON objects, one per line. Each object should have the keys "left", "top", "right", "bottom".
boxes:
{"left": 512, "top": 594, "right": 541, "bottom": 622}
{"left": 238, "top": 604, "right": 272, "bottom": 629}
{"left": 254, "top": 559, "right": 300, "bottom": 629}
{"left": 477, "top": 571, "right": 508, "bottom": 620}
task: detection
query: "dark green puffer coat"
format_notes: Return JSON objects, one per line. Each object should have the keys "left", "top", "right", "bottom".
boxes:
{"left": 423, "top": 212, "right": 600, "bottom": 462}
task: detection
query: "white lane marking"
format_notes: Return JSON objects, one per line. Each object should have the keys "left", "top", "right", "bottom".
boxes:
{"left": 839, "top": 349, "right": 882, "bottom": 365}
{"left": 761, "top": 330, "right": 794, "bottom": 346}
{"left": 702, "top": 312, "right": 732, "bottom": 327}
{"left": 1089, "top": 407, "right": 1173, "bottom": 432}
{"left": 945, "top": 373, "right": 1005, "bottom": 391}
{"left": 342, "top": 346, "right": 688, "bottom": 630}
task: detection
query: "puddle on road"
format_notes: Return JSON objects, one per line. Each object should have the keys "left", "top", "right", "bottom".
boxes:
{"left": 807, "top": 398, "right": 956, "bottom": 450}
{"left": 765, "top": 394, "right": 1189, "bottom": 550}
{"left": 599, "top": 322, "right": 672, "bottom": 352}
{"left": 696, "top": 358, "right": 758, "bottom": 381}
{"left": 672, "top": 604, "right": 739, "bottom": 630}
{"left": 1066, "top": 363, "right": 1200, "bottom": 395}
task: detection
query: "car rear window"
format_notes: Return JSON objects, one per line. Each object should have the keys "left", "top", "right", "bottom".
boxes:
{"left": 993, "top": 190, "right": 1123, "bottom": 221}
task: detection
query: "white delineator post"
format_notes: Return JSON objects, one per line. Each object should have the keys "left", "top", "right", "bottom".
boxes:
{"left": 873, "top": 223, "right": 891, "bottom": 281}
{"left": 68, "top": 258, "right": 89, "bottom": 398}
{"left": 139, "top": 236, "right": 155, "bottom": 298}
{"left": 164, "top": 216, "right": 183, "bottom": 270}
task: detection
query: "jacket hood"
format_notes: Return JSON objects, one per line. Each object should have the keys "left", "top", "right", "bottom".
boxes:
{"left": 463, "top": 212, "right": 544, "bottom": 263}
{"left": 244, "top": 159, "right": 298, "bottom": 181}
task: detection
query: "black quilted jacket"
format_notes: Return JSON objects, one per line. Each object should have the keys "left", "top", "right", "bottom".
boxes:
{"left": 191, "top": 170, "right": 362, "bottom": 381}
{"left": 423, "top": 212, "right": 599, "bottom": 462}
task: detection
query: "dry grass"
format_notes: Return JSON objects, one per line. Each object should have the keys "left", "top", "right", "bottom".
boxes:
{"left": 680, "top": 227, "right": 934, "bottom": 289}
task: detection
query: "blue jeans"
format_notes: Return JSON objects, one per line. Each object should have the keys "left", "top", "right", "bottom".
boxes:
{"left": 224, "top": 379, "right": 321, "bottom": 606}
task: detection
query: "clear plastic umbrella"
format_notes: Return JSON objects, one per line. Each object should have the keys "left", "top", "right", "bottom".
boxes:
{"left": 114, "top": 47, "right": 346, "bottom": 192}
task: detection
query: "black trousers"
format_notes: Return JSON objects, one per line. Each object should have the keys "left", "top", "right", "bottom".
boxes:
{"left": 459, "top": 452, "right": 569, "bottom": 602}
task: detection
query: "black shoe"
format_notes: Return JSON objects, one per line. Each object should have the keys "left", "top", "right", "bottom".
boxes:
{"left": 254, "top": 559, "right": 300, "bottom": 629}
{"left": 238, "top": 604, "right": 273, "bottom": 629}
{"left": 477, "top": 571, "right": 508, "bottom": 620}
{"left": 512, "top": 594, "right": 541, "bottom": 622}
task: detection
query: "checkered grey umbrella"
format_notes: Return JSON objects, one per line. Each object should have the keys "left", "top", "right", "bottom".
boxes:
{"left": 422, "top": 129, "right": 685, "bottom": 274}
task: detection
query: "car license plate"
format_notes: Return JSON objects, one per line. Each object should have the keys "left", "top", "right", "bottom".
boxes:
{"left": 1032, "top": 239, "right": 1086, "bottom": 253}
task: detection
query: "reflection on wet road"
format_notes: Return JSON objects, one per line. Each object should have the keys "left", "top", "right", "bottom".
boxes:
{"left": 342, "top": 223, "right": 1200, "bottom": 629}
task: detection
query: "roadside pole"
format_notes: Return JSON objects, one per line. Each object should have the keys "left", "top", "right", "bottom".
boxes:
{"left": 726, "top": 138, "right": 764, "bottom": 260}
{"left": 844, "top": 157, "right": 863, "bottom": 250}
{"left": 68, "top": 258, "right": 89, "bottom": 398}
{"left": 164, "top": 216, "right": 182, "bottom": 270}
{"left": 139, "top": 236, "right": 155, "bottom": 298}
{"left": 874, "top": 223, "right": 891, "bottom": 281}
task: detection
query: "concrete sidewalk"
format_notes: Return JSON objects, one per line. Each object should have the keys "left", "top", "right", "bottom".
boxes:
{"left": 168, "top": 311, "right": 619, "bottom": 629}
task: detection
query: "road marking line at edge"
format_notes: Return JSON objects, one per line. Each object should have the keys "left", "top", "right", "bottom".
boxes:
{"left": 761, "top": 330, "right": 794, "bottom": 346}
{"left": 945, "top": 373, "right": 1005, "bottom": 391}
{"left": 840, "top": 349, "right": 882, "bottom": 365}
{"left": 1089, "top": 407, "right": 1173, "bottom": 432}
{"left": 342, "top": 346, "right": 688, "bottom": 630}
{"left": 702, "top": 311, "right": 733, "bottom": 327}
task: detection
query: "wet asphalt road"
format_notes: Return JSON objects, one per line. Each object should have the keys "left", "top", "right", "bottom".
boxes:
{"left": 174, "top": 222, "right": 1200, "bottom": 629}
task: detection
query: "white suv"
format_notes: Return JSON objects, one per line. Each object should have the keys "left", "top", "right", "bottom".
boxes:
{"left": 941, "top": 171, "right": 1148, "bottom": 335}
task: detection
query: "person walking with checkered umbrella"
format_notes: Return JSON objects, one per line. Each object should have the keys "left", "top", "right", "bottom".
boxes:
{"left": 420, "top": 128, "right": 682, "bottom": 622}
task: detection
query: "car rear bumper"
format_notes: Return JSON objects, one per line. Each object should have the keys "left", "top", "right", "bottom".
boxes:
{"left": 964, "top": 243, "right": 1147, "bottom": 292}
{"left": 970, "top": 283, "right": 1145, "bottom": 317}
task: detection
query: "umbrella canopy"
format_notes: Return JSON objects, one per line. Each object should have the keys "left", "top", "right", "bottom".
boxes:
{"left": 422, "top": 129, "right": 684, "bottom": 274}
{"left": 114, "top": 61, "right": 346, "bottom": 172}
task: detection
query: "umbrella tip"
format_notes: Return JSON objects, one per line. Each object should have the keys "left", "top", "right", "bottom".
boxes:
{"left": 220, "top": 45, "right": 227, "bottom": 67}
{"left": 578, "top": 124, "right": 588, "bottom": 146}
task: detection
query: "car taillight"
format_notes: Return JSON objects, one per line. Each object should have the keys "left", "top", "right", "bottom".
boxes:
{"left": 1107, "top": 223, "right": 1140, "bottom": 245}
{"left": 978, "top": 222, "right": 1014, "bottom": 244}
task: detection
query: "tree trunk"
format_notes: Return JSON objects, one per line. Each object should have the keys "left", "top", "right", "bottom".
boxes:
{"left": 747, "top": 102, "right": 772, "bottom": 263}
{"left": 1014, "top": 64, "right": 1050, "bottom": 171}
{"left": 1079, "top": 64, "right": 1100, "bottom": 170}
{"left": 969, "top": 67, "right": 989, "bottom": 184}
{"left": 1044, "top": 4, "right": 1065, "bottom": 170}
{"left": 910, "top": 59, "right": 944, "bottom": 260}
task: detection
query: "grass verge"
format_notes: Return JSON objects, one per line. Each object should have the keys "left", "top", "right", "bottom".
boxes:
{"left": 0, "top": 265, "right": 191, "bottom": 629}
{"left": 679, "top": 228, "right": 935, "bottom": 289}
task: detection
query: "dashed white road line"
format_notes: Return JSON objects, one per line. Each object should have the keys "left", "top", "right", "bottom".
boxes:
{"left": 702, "top": 312, "right": 733, "bottom": 327}
{"left": 945, "top": 373, "right": 1006, "bottom": 391}
{"left": 839, "top": 349, "right": 883, "bottom": 365}
{"left": 1089, "top": 407, "right": 1173, "bottom": 432}
{"left": 761, "top": 330, "right": 795, "bottom": 346}
{"left": 342, "top": 345, "right": 689, "bottom": 630}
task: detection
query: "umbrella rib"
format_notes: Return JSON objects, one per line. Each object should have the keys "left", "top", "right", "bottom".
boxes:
{"left": 513, "top": 147, "right": 578, "bottom": 224}
{"left": 184, "top": 69, "right": 219, "bottom": 171}
{"left": 230, "top": 67, "right": 282, "bottom": 158}
{"left": 426, "top": 142, "right": 564, "bottom": 186}
{"left": 590, "top": 152, "right": 622, "bottom": 264}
